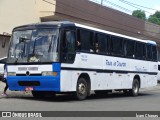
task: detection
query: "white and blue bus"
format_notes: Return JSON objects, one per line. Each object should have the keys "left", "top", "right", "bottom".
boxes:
{"left": 6, "top": 21, "right": 158, "bottom": 100}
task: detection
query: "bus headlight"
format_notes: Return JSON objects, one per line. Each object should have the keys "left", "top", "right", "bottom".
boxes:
{"left": 8, "top": 72, "right": 16, "bottom": 76}
{"left": 42, "top": 71, "right": 58, "bottom": 76}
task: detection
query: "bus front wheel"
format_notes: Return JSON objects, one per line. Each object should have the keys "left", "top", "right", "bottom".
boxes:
{"left": 129, "top": 79, "right": 140, "bottom": 96}
{"left": 75, "top": 78, "right": 88, "bottom": 100}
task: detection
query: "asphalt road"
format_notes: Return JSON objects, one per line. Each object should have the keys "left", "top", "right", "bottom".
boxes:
{"left": 0, "top": 82, "right": 160, "bottom": 120}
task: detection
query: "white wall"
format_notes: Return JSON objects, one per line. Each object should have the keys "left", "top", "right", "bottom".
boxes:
{"left": 0, "top": 0, "right": 40, "bottom": 34}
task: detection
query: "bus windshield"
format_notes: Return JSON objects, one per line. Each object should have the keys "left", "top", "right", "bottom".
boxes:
{"left": 8, "top": 28, "right": 59, "bottom": 63}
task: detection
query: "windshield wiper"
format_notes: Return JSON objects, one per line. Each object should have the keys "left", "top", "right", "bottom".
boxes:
{"left": 28, "top": 36, "right": 42, "bottom": 62}
{"left": 14, "top": 37, "right": 31, "bottom": 60}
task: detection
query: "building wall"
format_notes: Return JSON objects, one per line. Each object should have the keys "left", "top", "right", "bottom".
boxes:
{"left": 41, "top": 0, "right": 160, "bottom": 45}
{"left": 36, "top": 0, "right": 56, "bottom": 18}
{"left": 0, "top": 35, "right": 10, "bottom": 58}
{"left": 0, "top": 0, "right": 40, "bottom": 34}
{"left": 0, "top": 0, "right": 51, "bottom": 58}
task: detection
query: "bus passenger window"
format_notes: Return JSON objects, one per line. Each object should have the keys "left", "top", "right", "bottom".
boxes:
{"left": 77, "top": 29, "right": 93, "bottom": 53}
{"left": 95, "top": 43, "right": 99, "bottom": 53}
{"left": 96, "top": 33, "right": 108, "bottom": 54}
{"left": 77, "top": 40, "right": 81, "bottom": 50}
{"left": 111, "top": 36, "right": 123, "bottom": 56}
{"left": 146, "top": 45, "right": 152, "bottom": 60}
{"left": 124, "top": 40, "right": 135, "bottom": 58}
{"left": 135, "top": 42, "right": 146, "bottom": 60}
{"left": 152, "top": 46, "right": 158, "bottom": 61}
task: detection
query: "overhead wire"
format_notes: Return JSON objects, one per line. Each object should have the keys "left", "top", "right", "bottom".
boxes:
{"left": 102, "top": 0, "right": 133, "bottom": 14}
{"left": 92, "top": 0, "right": 155, "bottom": 16}
{"left": 89, "top": 0, "right": 160, "bottom": 28}
{"left": 119, "top": 0, "right": 158, "bottom": 11}
{"left": 90, "top": 0, "right": 133, "bottom": 14}
{"left": 117, "top": 0, "right": 153, "bottom": 15}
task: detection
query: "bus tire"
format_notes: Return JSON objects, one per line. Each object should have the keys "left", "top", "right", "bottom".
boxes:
{"left": 129, "top": 79, "right": 140, "bottom": 96}
{"left": 75, "top": 77, "right": 88, "bottom": 100}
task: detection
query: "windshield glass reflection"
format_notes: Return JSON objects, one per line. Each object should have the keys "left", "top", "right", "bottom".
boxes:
{"left": 8, "top": 29, "right": 59, "bottom": 63}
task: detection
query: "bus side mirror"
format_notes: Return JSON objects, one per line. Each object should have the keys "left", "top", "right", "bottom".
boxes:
{"left": 2, "top": 32, "right": 7, "bottom": 48}
{"left": 2, "top": 37, "right": 6, "bottom": 48}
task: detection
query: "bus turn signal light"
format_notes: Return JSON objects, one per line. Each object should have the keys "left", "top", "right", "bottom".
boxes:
{"left": 42, "top": 71, "right": 58, "bottom": 76}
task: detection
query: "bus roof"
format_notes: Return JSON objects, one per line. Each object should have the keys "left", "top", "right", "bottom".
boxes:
{"left": 13, "top": 21, "right": 157, "bottom": 45}
{"left": 146, "top": 40, "right": 157, "bottom": 45}
{"left": 13, "top": 21, "right": 74, "bottom": 31}
{"left": 75, "top": 23, "right": 156, "bottom": 45}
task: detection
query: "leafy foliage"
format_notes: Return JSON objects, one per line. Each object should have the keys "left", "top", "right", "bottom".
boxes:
{"left": 132, "top": 10, "right": 160, "bottom": 25}
{"left": 148, "top": 11, "right": 160, "bottom": 25}
{"left": 132, "top": 10, "right": 146, "bottom": 20}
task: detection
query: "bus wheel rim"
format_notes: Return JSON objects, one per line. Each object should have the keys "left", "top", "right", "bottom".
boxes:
{"left": 78, "top": 83, "right": 86, "bottom": 95}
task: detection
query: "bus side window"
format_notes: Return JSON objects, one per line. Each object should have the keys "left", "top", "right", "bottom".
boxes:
{"left": 124, "top": 39, "right": 135, "bottom": 58}
{"left": 152, "top": 46, "right": 158, "bottom": 61}
{"left": 146, "top": 44, "right": 152, "bottom": 61}
{"left": 111, "top": 36, "right": 123, "bottom": 56}
{"left": 143, "top": 44, "right": 146, "bottom": 59}
{"left": 77, "top": 29, "right": 94, "bottom": 53}
{"left": 62, "top": 30, "right": 76, "bottom": 63}
{"left": 135, "top": 42, "right": 146, "bottom": 60}
{"left": 96, "top": 33, "right": 108, "bottom": 54}
{"left": 76, "top": 29, "right": 81, "bottom": 51}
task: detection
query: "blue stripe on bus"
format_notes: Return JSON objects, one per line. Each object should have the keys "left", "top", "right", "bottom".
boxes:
{"left": 53, "top": 63, "right": 61, "bottom": 72}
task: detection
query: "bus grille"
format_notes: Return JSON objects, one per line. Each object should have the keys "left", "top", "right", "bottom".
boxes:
{"left": 16, "top": 74, "right": 41, "bottom": 76}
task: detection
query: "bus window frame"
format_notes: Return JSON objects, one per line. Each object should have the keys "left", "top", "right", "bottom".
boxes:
{"left": 124, "top": 39, "right": 136, "bottom": 59}
{"left": 135, "top": 41, "right": 146, "bottom": 60}
{"left": 76, "top": 27, "right": 94, "bottom": 53}
{"left": 95, "top": 32, "right": 110, "bottom": 55}
{"left": 110, "top": 35, "right": 124, "bottom": 57}
{"left": 152, "top": 45, "right": 158, "bottom": 62}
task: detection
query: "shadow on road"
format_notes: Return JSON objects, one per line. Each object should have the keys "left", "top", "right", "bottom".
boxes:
{"left": 0, "top": 91, "right": 154, "bottom": 102}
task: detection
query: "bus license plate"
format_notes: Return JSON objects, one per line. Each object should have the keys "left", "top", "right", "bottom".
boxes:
{"left": 25, "top": 87, "right": 34, "bottom": 91}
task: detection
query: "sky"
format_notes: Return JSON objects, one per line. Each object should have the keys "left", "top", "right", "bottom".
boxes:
{"left": 90, "top": 0, "right": 160, "bottom": 17}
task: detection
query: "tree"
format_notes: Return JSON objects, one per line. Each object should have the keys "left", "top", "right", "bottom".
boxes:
{"left": 148, "top": 11, "right": 160, "bottom": 25}
{"left": 132, "top": 10, "right": 146, "bottom": 20}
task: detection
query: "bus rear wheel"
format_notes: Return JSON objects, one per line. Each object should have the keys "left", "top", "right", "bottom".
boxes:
{"left": 75, "top": 78, "right": 88, "bottom": 100}
{"left": 129, "top": 79, "right": 140, "bottom": 96}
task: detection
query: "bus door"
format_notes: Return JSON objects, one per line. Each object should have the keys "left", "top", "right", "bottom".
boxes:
{"left": 60, "top": 27, "right": 76, "bottom": 63}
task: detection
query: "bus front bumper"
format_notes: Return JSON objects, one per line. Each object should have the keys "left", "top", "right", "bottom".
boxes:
{"left": 7, "top": 76, "right": 60, "bottom": 92}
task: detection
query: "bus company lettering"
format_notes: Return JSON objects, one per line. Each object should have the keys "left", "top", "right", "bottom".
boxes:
{"left": 106, "top": 60, "right": 126, "bottom": 67}
{"left": 18, "top": 67, "right": 38, "bottom": 71}
{"left": 81, "top": 55, "right": 88, "bottom": 62}
{"left": 135, "top": 66, "right": 147, "bottom": 72}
